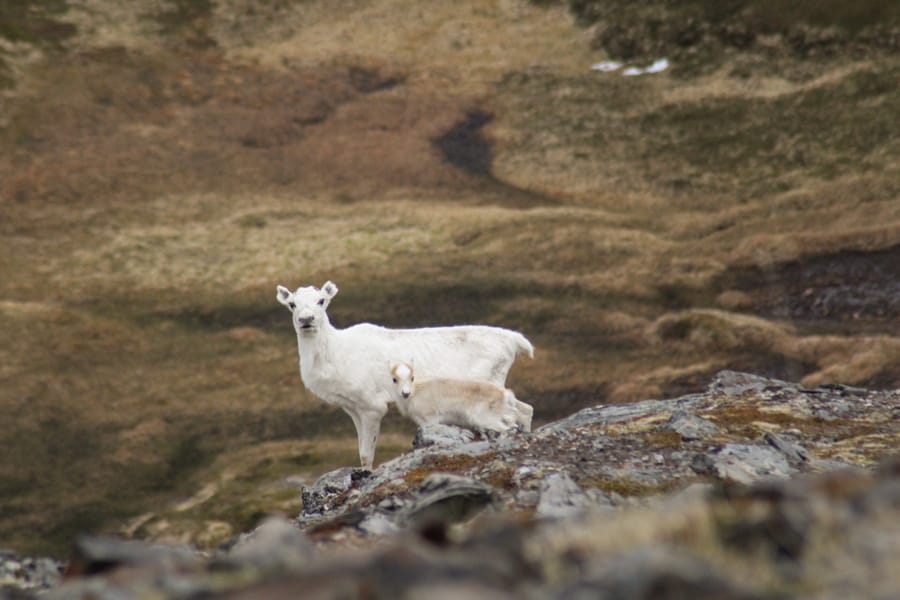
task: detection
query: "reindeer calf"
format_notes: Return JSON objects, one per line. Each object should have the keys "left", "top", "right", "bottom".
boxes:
{"left": 389, "top": 361, "right": 533, "bottom": 434}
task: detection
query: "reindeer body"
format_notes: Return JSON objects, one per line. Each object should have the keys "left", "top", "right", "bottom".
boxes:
{"left": 389, "top": 361, "right": 533, "bottom": 433}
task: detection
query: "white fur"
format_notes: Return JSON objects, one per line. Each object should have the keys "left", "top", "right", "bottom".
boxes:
{"left": 389, "top": 361, "right": 534, "bottom": 433}
{"left": 276, "top": 281, "right": 534, "bottom": 468}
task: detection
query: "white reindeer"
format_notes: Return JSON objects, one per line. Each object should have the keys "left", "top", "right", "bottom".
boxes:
{"left": 389, "top": 361, "right": 533, "bottom": 433}
{"left": 276, "top": 281, "right": 534, "bottom": 468}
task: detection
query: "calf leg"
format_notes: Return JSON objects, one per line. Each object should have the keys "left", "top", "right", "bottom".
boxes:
{"left": 470, "top": 407, "right": 513, "bottom": 435}
{"left": 502, "top": 390, "right": 533, "bottom": 432}
{"left": 515, "top": 400, "right": 534, "bottom": 432}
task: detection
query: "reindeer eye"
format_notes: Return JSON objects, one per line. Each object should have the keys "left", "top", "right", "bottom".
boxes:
{"left": 317, "top": 299, "right": 325, "bottom": 306}
{"left": 392, "top": 377, "right": 397, "bottom": 383}
{"left": 288, "top": 302, "right": 296, "bottom": 310}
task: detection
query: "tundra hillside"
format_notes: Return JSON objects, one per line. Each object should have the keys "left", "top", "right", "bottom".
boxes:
{"left": 1, "top": 0, "right": 898, "bottom": 556}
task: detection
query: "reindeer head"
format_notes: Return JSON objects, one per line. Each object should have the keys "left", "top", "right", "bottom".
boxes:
{"left": 276, "top": 281, "right": 339, "bottom": 334}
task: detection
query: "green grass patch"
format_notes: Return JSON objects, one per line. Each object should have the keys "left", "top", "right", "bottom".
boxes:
{"left": 639, "top": 66, "right": 900, "bottom": 196}
{"left": 0, "top": 0, "right": 75, "bottom": 90}
{"left": 0, "top": 0, "right": 74, "bottom": 45}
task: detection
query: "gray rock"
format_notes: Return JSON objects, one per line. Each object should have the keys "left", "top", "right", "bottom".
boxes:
{"left": 690, "top": 452, "right": 717, "bottom": 476}
{"left": 661, "top": 410, "right": 719, "bottom": 441}
{"left": 401, "top": 473, "right": 497, "bottom": 528}
{"left": 300, "top": 466, "right": 364, "bottom": 515}
{"left": 0, "top": 551, "right": 62, "bottom": 592}
{"left": 344, "top": 439, "right": 499, "bottom": 507}
{"left": 515, "top": 489, "right": 541, "bottom": 507}
{"left": 817, "top": 383, "right": 870, "bottom": 397}
{"left": 220, "top": 517, "right": 313, "bottom": 571}
{"left": 709, "top": 443, "right": 795, "bottom": 484}
{"left": 377, "top": 495, "right": 407, "bottom": 511}
{"left": 813, "top": 397, "right": 853, "bottom": 421}
{"left": 764, "top": 432, "right": 810, "bottom": 468}
{"left": 412, "top": 424, "right": 476, "bottom": 449}
{"left": 66, "top": 535, "right": 200, "bottom": 577}
{"left": 536, "top": 472, "right": 611, "bottom": 518}
{"left": 708, "top": 370, "right": 794, "bottom": 396}
{"left": 537, "top": 399, "right": 673, "bottom": 434}
{"left": 358, "top": 512, "right": 401, "bottom": 536}
{"left": 511, "top": 461, "right": 556, "bottom": 490}
{"left": 557, "top": 547, "right": 760, "bottom": 600}
{"left": 647, "top": 482, "right": 714, "bottom": 512}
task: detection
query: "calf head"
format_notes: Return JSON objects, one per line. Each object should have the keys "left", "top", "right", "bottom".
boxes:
{"left": 276, "top": 281, "right": 339, "bottom": 334}
{"left": 389, "top": 361, "right": 416, "bottom": 400}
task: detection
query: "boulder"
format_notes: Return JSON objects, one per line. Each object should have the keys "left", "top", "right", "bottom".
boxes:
{"left": 661, "top": 410, "right": 719, "bottom": 441}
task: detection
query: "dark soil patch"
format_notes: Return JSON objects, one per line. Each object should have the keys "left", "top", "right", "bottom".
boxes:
{"left": 347, "top": 66, "right": 404, "bottom": 94}
{"left": 718, "top": 245, "right": 900, "bottom": 333}
{"left": 864, "top": 366, "right": 900, "bottom": 390}
{"left": 660, "top": 354, "right": 817, "bottom": 399}
{"left": 434, "top": 110, "right": 495, "bottom": 177}
{"left": 336, "top": 278, "right": 542, "bottom": 330}
{"left": 567, "top": 0, "right": 900, "bottom": 77}
{"left": 432, "top": 109, "right": 558, "bottom": 207}
{"left": 137, "top": 303, "right": 288, "bottom": 334}
{"left": 531, "top": 385, "right": 609, "bottom": 423}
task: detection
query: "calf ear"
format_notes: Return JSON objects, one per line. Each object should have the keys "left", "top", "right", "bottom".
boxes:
{"left": 276, "top": 285, "right": 293, "bottom": 307}
{"left": 321, "top": 281, "right": 339, "bottom": 299}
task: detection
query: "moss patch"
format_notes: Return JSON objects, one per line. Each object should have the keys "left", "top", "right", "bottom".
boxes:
{"left": 579, "top": 475, "right": 686, "bottom": 498}
{"left": 404, "top": 453, "right": 497, "bottom": 488}
{"left": 707, "top": 404, "right": 884, "bottom": 442}
{"left": 642, "top": 430, "right": 684, "bottom": 450}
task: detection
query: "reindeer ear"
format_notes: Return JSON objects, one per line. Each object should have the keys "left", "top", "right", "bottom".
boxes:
{"left": 276, "top": 285, "right": 293, "bottom": 306}
{"left": 321, "top": 281, "right": 339, "bottom": 299}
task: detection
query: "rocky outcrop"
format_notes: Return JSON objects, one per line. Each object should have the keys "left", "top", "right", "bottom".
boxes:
{"left": 6, "top": 371, "right": 899, "bottom": 599}
{"left": 0, "top": 552, "right": 62, "bottom": 594}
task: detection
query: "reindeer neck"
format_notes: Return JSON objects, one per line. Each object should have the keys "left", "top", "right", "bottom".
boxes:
{"left": 296, "top": 320, "right": 337, "bottom": 379}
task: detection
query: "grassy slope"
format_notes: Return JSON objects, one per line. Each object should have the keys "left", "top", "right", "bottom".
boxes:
{"left": 1, "top": 0, "right": 898, "bottom": 555}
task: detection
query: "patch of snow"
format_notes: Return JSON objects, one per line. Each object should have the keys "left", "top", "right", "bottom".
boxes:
{"left": 591, "top": 61, "right": 622, "bottom": 72}
{"left": 622, "top": 58, "right": 669, "bottom": 76}
{"left": 592, "top": 58, "right": 669, "bottom": 76}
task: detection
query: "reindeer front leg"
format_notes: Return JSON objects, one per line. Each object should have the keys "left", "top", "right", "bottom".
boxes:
{"left": 341, "top": 408, "right": 369, "bottom": 468}
{"left": 355, "top": 405, "right": 387, "bottom": 470}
